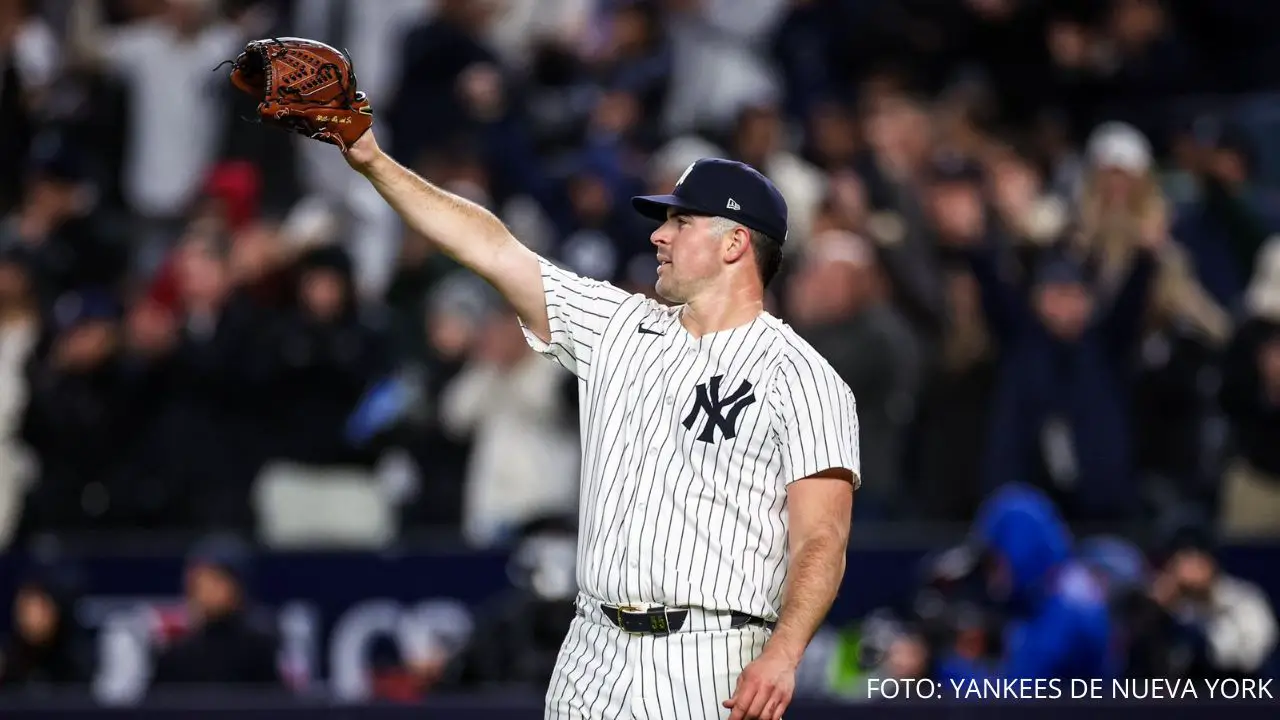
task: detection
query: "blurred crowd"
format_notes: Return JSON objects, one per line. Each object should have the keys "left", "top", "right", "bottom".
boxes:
{"left": 1, "top": 0, "right": 1280, "bottom": 555}
{"left": 797, "top": 484, "right": 1279, "bottom": 701}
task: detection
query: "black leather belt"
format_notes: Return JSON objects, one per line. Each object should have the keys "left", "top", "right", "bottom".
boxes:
{"left": 600, "top": 604, "right": 776, "bottom": 636}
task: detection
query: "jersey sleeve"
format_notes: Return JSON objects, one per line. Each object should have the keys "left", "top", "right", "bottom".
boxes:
{"left": 769, "top": 351, "right": 862, "bottom": 488}
{"left": 519, "top": 257, "right": 633, "bottom": 379}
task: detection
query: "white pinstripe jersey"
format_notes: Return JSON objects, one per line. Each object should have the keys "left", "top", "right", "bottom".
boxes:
{"left": 521, "top": 257, "right": 861, "bottom": 621}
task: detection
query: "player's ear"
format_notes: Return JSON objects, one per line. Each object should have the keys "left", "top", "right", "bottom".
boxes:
{"left": 723, "top": 226, "right": 751, "bottom": 264}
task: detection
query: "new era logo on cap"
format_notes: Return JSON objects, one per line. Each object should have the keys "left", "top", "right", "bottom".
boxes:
{"left": 631, "top": 158, "right": 789, "bottom": 244}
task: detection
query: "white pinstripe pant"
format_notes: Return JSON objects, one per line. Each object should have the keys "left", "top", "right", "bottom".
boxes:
{"left": 545, "top": 596, "right": 771, "bottom": 719}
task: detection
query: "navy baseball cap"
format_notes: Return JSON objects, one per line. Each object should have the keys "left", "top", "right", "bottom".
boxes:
{"left": 631, "top": 158, "right": 789, "bottom": 243}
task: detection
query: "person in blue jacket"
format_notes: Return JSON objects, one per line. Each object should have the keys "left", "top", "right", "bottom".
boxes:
{"left": 936, "top": 484, "right": 1120, "bottom": 683}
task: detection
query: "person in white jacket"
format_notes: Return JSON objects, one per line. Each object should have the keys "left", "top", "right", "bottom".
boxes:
{"left": 440, "top": 304, "right": 579, "bottom": 549}
{"left": 1153, "top": 537, "right": 1279, "bottom": 677}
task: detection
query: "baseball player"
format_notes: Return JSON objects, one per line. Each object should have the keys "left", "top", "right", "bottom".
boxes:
{"left": 342, "top": 138, "right": 859, "bottom": 718}
{"left": 222, "top": 39, "right": 856, "bottom": 716}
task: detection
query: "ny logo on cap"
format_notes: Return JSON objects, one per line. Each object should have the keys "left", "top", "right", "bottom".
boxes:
{"left": 676, "top": 161, "right": 697, "bottom": 188}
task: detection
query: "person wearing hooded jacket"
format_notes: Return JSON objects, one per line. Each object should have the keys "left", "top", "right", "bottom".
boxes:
{"left": 934, "top": 484, "right": 1119, "bottom": 684}
{"left": 264, "top": 244, "right": 397, "bottom": 467}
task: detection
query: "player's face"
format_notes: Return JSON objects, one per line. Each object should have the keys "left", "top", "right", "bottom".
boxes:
{"left": 650, "top": 211, "right": 731, "bottom": 303}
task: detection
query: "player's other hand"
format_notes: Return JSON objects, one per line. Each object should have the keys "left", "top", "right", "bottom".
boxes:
{"left": 343, "top": 130, "right": 382, "bottom": 175}
{"left": 723, "top": 648, "right": 796, "bottom": 720}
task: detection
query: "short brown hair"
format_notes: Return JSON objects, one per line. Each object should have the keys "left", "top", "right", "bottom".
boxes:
{"left": 751, "top": 229, "right": 784, "bottom": 287}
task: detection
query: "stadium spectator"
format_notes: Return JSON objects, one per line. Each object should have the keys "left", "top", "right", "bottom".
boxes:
{"left": 265, "top": 244, "right": 396, "bottom": 468}
{"left": 440, "top": 304, "right": 578, "bottom": 549}
{"left": 0, "top": 0, "right": 60, "bottom": 215}
{"left": 1169, "top": 123, "right": 1276, "bottom": 312}
{"left": 12, "top": 288, "right": 167, "bottom": 540}
{"left": 150, "top": 534, "right": 282, "bottom": 689}
{"left": 727, "top": 102, "right": 827, "bottom": 251}
{"left": 955, "top": 189, "right": 1160, "bottom": 521}
{"left": 785, "top": 230, "right": 921, "bottom": 518}
{"left": 1150, "top": 525, "right": 1279, "bottom": 680}
{"left": 386, "top": 0, "right": 502, "bottom": 170}
{"left": 126, "top": 229, "right": 276, "bottom": 532}
{"left": 66, "top": 0, "right": 252, "bottom": 275}
{"left": 1219, "top": 238, "right": 1280, "bottom": 537}
{"left": 910, "top": 263, "right": 998, "bottom": 522}
{"left": 0, "top": 561, "right": 94, "bottom": 691}
{"left": 1, "top": 136, "right": 131, "bottom": 313}
{"left": 904, "top": 485, "right": 1119, "bottom": 683}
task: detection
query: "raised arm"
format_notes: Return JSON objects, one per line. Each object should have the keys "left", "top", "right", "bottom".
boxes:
{"left": 344, "top": 132, "right": 552, "bottom": 343}
{"left": 956, "top": 243, "right": 1028, "bottom": 343}
{"left": 1100, "top": 246, "right": 1157, "bottom": 353}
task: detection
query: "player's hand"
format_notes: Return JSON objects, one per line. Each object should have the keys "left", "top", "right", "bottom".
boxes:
{"left": 343, "top": 130, "right": 382, "bottom": 175}
{"left": 723, "top": 648, "right": 797, "bottom": 720}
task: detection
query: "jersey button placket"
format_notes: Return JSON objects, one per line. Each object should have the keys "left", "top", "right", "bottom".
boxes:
{"left": 627, "top": 333, "right": 677, "bottom": 591}
{"left": 623, "top": 353, "right": 654, "bottom": 587}
{"left": 629, "top": 491, "right": 645, "bottom": 572}
{"left": 625, "top": 423, "right": 645, "bottom": 582}
{"left": 663, "top": 331, "right": 680, "bottom": 406}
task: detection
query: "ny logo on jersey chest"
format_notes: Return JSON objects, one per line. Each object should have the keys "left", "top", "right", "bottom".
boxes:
{"left": 682, "top": 375, "right": 757, "bottom": 444}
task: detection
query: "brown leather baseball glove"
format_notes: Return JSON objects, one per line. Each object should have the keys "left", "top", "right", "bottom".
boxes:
{"left": 225, "top": 37, "right": 372, "bottom": 151}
